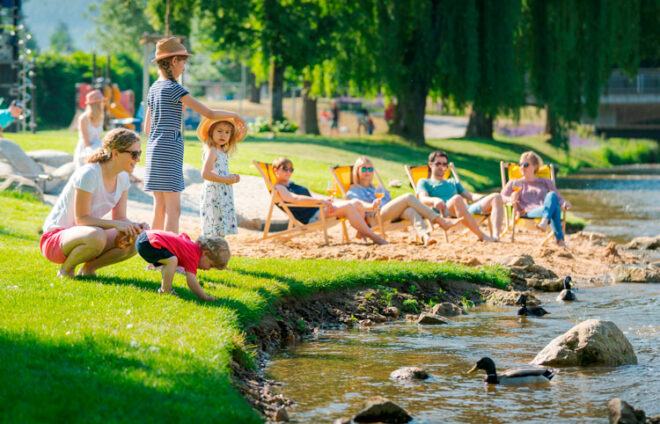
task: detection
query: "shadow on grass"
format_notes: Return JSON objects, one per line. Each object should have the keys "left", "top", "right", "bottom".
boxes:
{"left": 0, "top": 226, "right": 40, "bottom": 242}
{"left": 0, "top": 332, "right": 261, "bottom": 423}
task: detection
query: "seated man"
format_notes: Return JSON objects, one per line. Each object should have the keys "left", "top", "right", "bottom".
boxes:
{"left": 417, "top": 150, "right": 503, "bottom": 242}
{"left": 0, "top": 100, "right": 23, "bottom": 137}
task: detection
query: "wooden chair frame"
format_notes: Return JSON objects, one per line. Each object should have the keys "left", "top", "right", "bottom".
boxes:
{"left": 328, "top": 164, "right": 412, "bottom": 240}
{"left": 252, "top": 160, "right": 348, "bottom": 245}
{"left": 499, "top": 161, "right": 566, "bottom": 245}
{"left": 404, "top": 163, "right": 493, "bottom": 242}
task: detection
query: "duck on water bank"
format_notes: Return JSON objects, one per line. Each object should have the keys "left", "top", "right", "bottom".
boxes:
{"left": 468, "top": 357, "right": 558, "bottom": 385}
{"left": 556, "top": 276, "right": 577, "bottom": 302}
{"left": 516, "top": 293, "right": 550, "bottom": 316}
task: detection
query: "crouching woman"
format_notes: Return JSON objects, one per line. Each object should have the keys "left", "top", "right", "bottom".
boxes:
{"left": 40, "top": 128, "right": 148, "bottom": 278}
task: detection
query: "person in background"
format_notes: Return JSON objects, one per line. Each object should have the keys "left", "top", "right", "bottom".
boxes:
{"left": 329, "top": 99, "right": 340, "bottom": 136}
{"left": 74, "top": 90, "right": 105, "bottom": 168}
{"left": 0, "top": 100, "right": 23, "bottom": 137}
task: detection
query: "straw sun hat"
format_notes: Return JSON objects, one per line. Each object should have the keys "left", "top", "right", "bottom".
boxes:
{"left": 196, "top": 116, "right": 247, "bottom": 145}
{"left": 85, "top": 89, "right": 105, "bottom": 105}
{"left": 151, "top": 37, "right": 192, "bottom": 63}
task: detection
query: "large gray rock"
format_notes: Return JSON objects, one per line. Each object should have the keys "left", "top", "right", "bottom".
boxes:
{"left": 527, "top": 277, "right": 565, "bottom": 292}
{"left": 608, "top": 398, "right": 646, "bottom": 424}
{"left": 625, "top": 236, "right": 660, "bottom": 251}
{"left": 390, "top": 367, "right": 429, "bottom": 381}
{"left": 183, "top": 163, "right": 203, "bottom": 185}
{"left": 0, "top": 139, "right": 43, "bottom": 176}
{"left": 0, "top": 174, "right": 44, "bottom": 201}
{"left": 431, "top": 302, "right": 465, "bottom": 316}
{"left": 26, "top": 150, "right": 73, "bottom": 168}
{"left": 531, "top": 319, "right": 637, "bottom": 366}
{"left": 353, "top": 396, "right": 412, "bottom": 423}
{"left": 611, "top": 264, "right": 660, "bottom": 283}
{"left": 483, "top": 289, "right": 541, "bottom": 306}
{"left": 44, "top": 162, "right": 76, "bottom": 194}
{"left": 416, "top": 313, "right": 451, "bottom": 325}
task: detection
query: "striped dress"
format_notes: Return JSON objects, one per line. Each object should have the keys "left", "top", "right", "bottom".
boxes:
{"left": 144, "top": 79, "right": 189, "bottom": 192}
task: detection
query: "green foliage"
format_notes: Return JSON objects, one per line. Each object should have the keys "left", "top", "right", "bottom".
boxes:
{"left": 460, "top": 296, "right": 475, "bottom": 310}
{"left": 248, "top": 116, "right": 272, "bottom": 133}
{"left": 295, "top": 318, "right": 307, "bottom": 332}
{"left": 402, "top": 299, "right": 420, "bottom": 314}
{"left": 49, "top": 21, "right": 75, "bottom": 53}
{"left": 34, "top": 52, "right": 142, "bottom": 128}
{"left": 272, "top": 118, "right": 298, "bottom": 133}
{"left": 87, "top": 0, "right": 154, "bottom": 59}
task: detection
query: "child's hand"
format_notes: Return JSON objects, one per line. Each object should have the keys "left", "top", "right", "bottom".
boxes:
{"left": 231, "top": 174, "right": 240, "bottom": 184}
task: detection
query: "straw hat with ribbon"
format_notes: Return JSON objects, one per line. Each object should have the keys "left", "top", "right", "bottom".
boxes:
{"left": 152, "top": 37, "right": 192, "bottom": 63}
{"left": 85, "top": 89, "right": 105, "bottom": 105}
{"left": 196, "top": 116, "right": 247, "bottom": 145}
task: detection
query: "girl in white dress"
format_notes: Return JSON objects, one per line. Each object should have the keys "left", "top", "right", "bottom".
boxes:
{"left": 197, "top": 116, "right": 247, "bottom": 236}
{"left": 74, "top": 90, "right": 105, "bottom": 168}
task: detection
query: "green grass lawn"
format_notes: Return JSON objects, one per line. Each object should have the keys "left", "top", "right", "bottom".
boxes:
{"left": 0, "top": 192, "right": 510, "bottom": 423}
{"left": 9, "top": 129, "right": 657, "bottom": 198}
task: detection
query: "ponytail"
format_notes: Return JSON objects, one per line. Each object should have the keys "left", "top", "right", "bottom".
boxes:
{"left": 87, "top": 148, "right": 112, "bottom": 164}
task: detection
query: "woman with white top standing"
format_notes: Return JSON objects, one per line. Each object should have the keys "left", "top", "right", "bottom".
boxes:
{"left": 40, "top": 128, "right": 148, "bottom": 278}
{"left": 74, "top": 89, "right": 105, "bottom": 168}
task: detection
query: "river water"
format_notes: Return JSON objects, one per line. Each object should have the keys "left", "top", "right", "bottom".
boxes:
{"left": 266, "top": 165, "right": 660, "bottom": 423}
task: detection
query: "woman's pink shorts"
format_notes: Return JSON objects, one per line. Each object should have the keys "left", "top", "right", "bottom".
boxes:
{"left": 40, "top": 229, "right": 67, "bottom": 264}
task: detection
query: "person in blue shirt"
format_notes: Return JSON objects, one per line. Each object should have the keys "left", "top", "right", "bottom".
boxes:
{"left": 417, "top": 150, "right": 503, "bottom": 242}
{"left": 0, "top": 100, "right": 23, "bottom": 137}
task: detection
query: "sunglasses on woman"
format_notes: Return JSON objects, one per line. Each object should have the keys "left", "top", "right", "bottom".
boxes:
{"left": 360, "top": 166, "right": 374, "bottom": 172}
{"left": 121, "top": 150, "right": 142, "bottom": 160}
{"left": 280, "top": 166, "right": 294, "bottom": 173}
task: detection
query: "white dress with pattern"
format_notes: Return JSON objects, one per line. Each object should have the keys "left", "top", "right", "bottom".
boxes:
{"left": 200, "top": 148, "right": 238, "bottom": 235}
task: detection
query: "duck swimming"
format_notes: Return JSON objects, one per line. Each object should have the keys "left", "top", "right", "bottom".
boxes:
{"left": 516, "top": 294, "right": 550, "bottom": 316}
{"left": 556, "top": 276, "right": 576, "bottom": 302}
{"left": 468, "top": 357, "right": 558, "bottom": 385}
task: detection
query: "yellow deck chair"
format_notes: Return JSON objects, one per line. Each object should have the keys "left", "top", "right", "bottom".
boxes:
{"left": 328, "top": 165, "right": 411, "bottom": 239}
{"left": 404, "top": 163, "right": 492, "bottom": 241}
{"left": 499, "top": 161, "right": 566, "bottom": 244}
{"left": 252, "top": 160, "right": 348, "bottom": 245}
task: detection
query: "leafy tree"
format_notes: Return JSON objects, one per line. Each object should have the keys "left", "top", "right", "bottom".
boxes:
{"left": 49, "top": 21, "right": 75, "bottom": 53}
{"left": 522, "top": 0, "right": 641, "bottom": 148}
{"left": 87, "top": 0, "right": 154, "bottom": 59}
{"left": 465, "top": 0, "right": 523, "bottom": 139}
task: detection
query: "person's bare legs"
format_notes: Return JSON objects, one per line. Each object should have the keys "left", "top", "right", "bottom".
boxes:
{"left": 152, "top": 191, "right": 166, "bottom": 230}
{"left": 328, "top": 203, "right": 388, "bottom": 245}
{"left": 447, "top": 195, "right": 495, "bottom": 241}
{"left": 78, "top": 229, "right": 137, "bottom": 276}
{"left": 58, "top": 226, "right": 108, "bottom": 277}
{"left": 162, "top": 191, "right": 181, "bottom": 233}
{"left": 159, "top": 256, "right": 178, "bottom": 293}
{"left": 477, "top": 193, "right": 504, "bottom": 240}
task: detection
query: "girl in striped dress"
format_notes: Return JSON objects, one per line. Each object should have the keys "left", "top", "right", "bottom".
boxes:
{"left": 143, "top": 37, "right": 244, "bottom": 233}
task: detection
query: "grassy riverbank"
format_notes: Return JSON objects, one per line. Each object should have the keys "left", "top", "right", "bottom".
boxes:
{"left": 0, "top": 192, "right": 510, "bottom": 423}
{"left": 9, "top": 129, "right": 657, "bottom": 197}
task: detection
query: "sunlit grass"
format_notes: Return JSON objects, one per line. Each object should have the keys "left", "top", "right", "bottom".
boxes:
{"left": 0, "top": 192, "right": 509, "bottom": 423}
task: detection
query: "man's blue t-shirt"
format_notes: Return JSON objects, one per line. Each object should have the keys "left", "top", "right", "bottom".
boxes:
{"left": 0, "top": 109, "right": 14, "bottom": 129}
{"left": 416, "top": 178, "right": 464, "bottom": 202}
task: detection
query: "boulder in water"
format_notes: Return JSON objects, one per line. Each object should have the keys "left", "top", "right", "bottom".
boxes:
{"left": 531, "top": 319, "right": 637, "bottom": 366}
{"left": 608, "top": 398, "right": 646, "bottom": 424}
{"left": 390, "top": 367, "right": 429, "bottom": 381}
{"left": 431, "top": 302, "right": 465, "bottom": 316}
{"left": 353, "top": 396, "right": 412, "bottom": 423}
{"left": 416, "top": 313, "right": 450, "bottom": 325}
{"left": 625, "top": 236, "right": 660, "bottom": 251}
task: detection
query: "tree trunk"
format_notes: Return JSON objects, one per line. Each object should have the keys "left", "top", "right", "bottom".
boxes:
{"left": 544, "top": 104, "right": 558, "bottom": 139}
{"left": 391, "top": 81, "right": 428, "bottom": 146}
{"left": 465, "top": 109, "right": 494, "bottom": 139}
{"left": 300, "top": 80, "right": 320, "bottom": 135}
{"left": 269, "top": 58, "right": 285, "bottom": 122}
{"left": 248, "top": 71, "right": 260, "bottom": 103}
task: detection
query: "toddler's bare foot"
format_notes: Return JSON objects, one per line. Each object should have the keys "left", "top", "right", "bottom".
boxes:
{"left": 479, "top": 235, "right": 497, "bottom": 242}
{"left": 57, "top": 268, "right": 76, "bottom": 279}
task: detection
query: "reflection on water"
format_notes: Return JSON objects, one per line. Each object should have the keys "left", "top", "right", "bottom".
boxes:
{"left": 267, "top": 284, "right": 659, "bottom": 423}
{"left": 558, "top": 164, "right": 660, "bottom": 242}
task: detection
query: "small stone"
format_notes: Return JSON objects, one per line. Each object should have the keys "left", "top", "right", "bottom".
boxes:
{"left": 390, "top": 366, "right": 429, "bottom": 381}
{"left": 416, "top": 313, "right": 450, "bottom": 325}
{"left": 353, "top": 396, "right": 412, "bottom": 423}
{"left": 274, "top": 406, "right": 289, "bottom": 422}
{"left": 383, "top": 306, "right": 400, "bottom": 318}
{"left": 608, "top": 398, "right": 646, "bottom": 424}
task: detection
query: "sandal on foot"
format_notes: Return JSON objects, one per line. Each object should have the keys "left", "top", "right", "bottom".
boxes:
{"left": 158, "top": 288, "right": 179, "bottom": 297}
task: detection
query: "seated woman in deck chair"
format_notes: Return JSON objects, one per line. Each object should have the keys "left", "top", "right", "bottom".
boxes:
{"left": 347, "top": 156, "right": 460, "bottom": 246}
{"left": 272, "top": 157, "right": 389, "bottom": 245}
{"left": 501, "top": 151, "right": 572, "bottom": 248}
{"left": 417, "top": 151, "right": 503, "bottom": 242}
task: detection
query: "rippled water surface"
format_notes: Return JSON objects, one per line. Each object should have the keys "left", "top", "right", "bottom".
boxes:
{"left": 267, "top": 285, "right": 659, "bottom": 423}
{"left": 266, "top": 166, "right": 660, "bottom": 423}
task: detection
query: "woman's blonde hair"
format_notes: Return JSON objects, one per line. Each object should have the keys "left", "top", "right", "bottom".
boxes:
{"left": 352, "top": 156, "right": 375, "bottom": 188}
{"left": 520, "top": 151, "right": 544, "bottom": 173}
{"left": 88, "top": 102, "right": 104, "bottom": 121}
{"left": 87, "top": 128, "right": 141, "bottom": 164}
{"left": 205, "top": 120, "right": 237, "bottom": 156}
